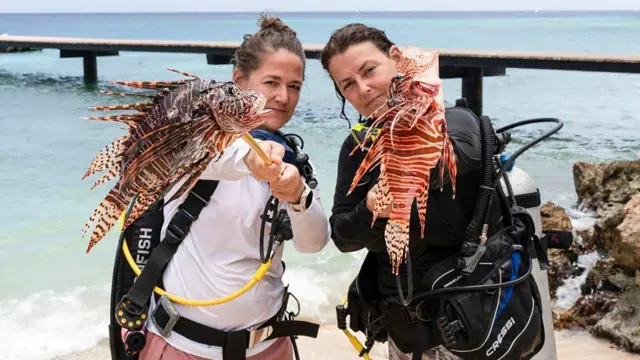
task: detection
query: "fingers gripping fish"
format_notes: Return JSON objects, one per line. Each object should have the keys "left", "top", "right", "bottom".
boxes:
{"left": 81, "top": 68, "right": 272, "bottom": 253}
{"left": 348, "top": 48, "right": 458, "bottom": 275}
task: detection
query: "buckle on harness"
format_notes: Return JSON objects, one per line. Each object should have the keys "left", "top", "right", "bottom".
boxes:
{"left": 116, "top": 296, "right": 148, "bottom": 331}
{"left": 152, "top": 295, "right": 180, "bottom": 337}
{"left": 247, "top": 325, "right": 274, "bottom": 349}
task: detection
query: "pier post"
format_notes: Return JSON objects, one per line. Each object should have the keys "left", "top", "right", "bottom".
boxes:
{"left": 59, "top": 50, "right": 119, "bottom": 84}
{"left": 83, "top": 54, "right": 98, "bottom": 83}
{"left": 461, "top": 66, "right": 484, "bottom": 117}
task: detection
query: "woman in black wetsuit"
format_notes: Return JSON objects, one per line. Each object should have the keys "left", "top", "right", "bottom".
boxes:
{"left": 320, "top": 23, "right": 505, "bottom": 360}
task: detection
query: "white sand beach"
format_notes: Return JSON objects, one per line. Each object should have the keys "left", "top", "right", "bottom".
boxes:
{"left": 55, "top": 326, "right": 639, "bottom": 360}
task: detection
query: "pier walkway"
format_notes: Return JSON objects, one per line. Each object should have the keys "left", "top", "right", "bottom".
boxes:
{"left": 2, "top": 35, "right": 640, "bottom": 116}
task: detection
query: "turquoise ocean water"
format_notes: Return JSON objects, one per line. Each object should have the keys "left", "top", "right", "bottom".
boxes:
{"left": 0, "top": 11, "right": 639, "bottom": 359}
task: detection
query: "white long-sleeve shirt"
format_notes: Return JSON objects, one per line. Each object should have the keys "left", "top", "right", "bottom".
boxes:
{"left": 144, "top": 138, "right": 331, "bottom": 359}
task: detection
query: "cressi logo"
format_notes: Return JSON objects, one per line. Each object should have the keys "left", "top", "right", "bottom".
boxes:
{"left": 486, "top": 317, "right": 515, "bottom": 356}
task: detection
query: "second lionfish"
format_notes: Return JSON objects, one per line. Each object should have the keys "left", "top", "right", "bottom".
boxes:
{"left": 81, "top": 69, "right": 271, "bottom": 253}
{"left": 348, "top": 47, "right": 458, "bottom": 275}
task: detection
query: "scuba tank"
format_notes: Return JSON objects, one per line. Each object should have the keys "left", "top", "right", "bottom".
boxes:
{"left": 499, "top": 163, "right": 558, "bottom": 360}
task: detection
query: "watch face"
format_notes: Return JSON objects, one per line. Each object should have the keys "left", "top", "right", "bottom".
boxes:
{"left": 304, "top": 190, "right": 313, "bottom": 208}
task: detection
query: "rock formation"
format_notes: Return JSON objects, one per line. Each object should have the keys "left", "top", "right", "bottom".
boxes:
{"left": 547, "top": 159, "right": 640, "bottom": 353}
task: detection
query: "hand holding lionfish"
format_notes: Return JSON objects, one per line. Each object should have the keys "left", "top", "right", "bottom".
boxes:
{"left": 80, "top": 69, "right": 272, "bottom": 253}
{"left": 348, "top": 47, "right": 458, "bottom": 275}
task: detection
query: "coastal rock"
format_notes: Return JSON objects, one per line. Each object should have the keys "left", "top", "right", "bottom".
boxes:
{"left": 573, "top": 161, "right": 607, "bottom": 210}
{"left": 558, "top": 254, "right": 640, "bottom": 352}
{"left": 541, "top": 202, "right": 572, "bottom": 232}
{"left": 610, "top": 195, "right": 640, "bottom": 271}
{"left": 573, "top": 160, "right": 640, "bottom": 271}
{"left": 592, "top": 285, "right": 640, "bottom": 354}
{"left": 553, "top": 291, "right": 618, "bottom": 329}
{"left": 540, "top": 202, "right": 581, "bottom": 297}
{"left": 573, "top": 160, "right": 640, "bottom": 212}
{"left": 582, "top": 257, "right": 636, "bottom": 295}
{"left": 577, "top": 227, "right": 600, "bottom": 253}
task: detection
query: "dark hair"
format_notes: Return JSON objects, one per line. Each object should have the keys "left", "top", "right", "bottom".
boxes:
{"left": 320, "top": 23, "right": 395, "bottom": 125}
{"left": 231, "top": 12, "right": 306, "bottom": 78}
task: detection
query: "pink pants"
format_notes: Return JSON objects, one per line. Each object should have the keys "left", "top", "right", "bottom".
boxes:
{"left": 139, "top": 331, "right": 294, "bottom": 360}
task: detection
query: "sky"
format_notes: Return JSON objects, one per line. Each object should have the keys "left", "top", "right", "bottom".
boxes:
{"left": 1, "top": 0, "right": 638, "bottom": 13}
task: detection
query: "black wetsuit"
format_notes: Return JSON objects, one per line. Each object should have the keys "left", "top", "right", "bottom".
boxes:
{"left": 330, "top": 106, "right": 504, "bottom": 351}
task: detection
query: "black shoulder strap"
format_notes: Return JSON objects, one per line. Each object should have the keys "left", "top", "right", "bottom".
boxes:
{"left": 435, "top": 188, "right": 469, "bottom": 244}
{"left": 121, "top": 179, "right": 220, "bottom": 312}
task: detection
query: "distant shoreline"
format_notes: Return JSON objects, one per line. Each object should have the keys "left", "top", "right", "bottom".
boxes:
{"left": 2, "top": 10, "right": 639, "bottom": 15}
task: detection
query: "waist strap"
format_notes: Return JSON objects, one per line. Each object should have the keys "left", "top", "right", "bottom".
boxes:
{"left": 151, "top": 293, "right": 319, "bottom": 360}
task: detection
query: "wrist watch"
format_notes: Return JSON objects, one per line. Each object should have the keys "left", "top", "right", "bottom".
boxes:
{"left": 288, "top": 183, "right": 313, "bottom": 212}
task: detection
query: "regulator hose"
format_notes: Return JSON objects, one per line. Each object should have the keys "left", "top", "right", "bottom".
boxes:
{"left": 465, "top": 115, "right": 497, "bottom": 242}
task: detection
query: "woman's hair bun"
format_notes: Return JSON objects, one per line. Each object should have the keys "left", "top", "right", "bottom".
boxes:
{"left": 258, "top": 12, "right": 296, "bottom": 36}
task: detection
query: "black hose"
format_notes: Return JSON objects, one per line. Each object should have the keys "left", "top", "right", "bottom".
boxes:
{"left": 493, "top": 118, "right": 563, "bottom": 186}
{"left": 465, "top": 115, "right": 497, "bottom": 242}
{"left": 259, "top": 196, "right": 279, "bottom": 263}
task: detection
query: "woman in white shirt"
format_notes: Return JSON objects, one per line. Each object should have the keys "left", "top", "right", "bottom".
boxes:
{"left": 137, "top": 13, "right": 331, "bottom": 360}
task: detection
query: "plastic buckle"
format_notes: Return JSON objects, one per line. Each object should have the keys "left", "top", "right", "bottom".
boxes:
{"left": 165, "top": 224, "right": 185, "bottom": 245}
{"left": 151, "top": 295, "right": 180, "bottom": 337}
{"left": 247, "top": 326, "right": 273, "bottom": 349}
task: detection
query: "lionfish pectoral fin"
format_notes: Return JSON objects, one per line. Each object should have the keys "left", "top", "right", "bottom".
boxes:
{"left": 120, "top": 122, "right": 197, "bottom": 196}
{"left": 121, "top": 121, "right": 186, "bottom": 166}
{"left": 163, "top": 160, "right": 210, "bottom": 206}
{"left": 82, "top": 185, "right": 128, "bottom": 253}
{"left": 385, "top": 218, "right": 411, "bottom": 276}
{"left": 83, "top": 135, "right": 127, "bottom": 180}
{"left": 90, "top": 168, "right": 119, "bottom": 190}
{"left": 122, "top": 190, "right": 163, "bottom": 229}
{"left": 347, "top": 135, "right": 386, "bottom": 195}
{"left": 444, "top": 136, "right": 458, "bottom": 197}
{"left": 372, "top": 177, "right": 393, "bottom": 227}
{"left": 416, "top": 180, "right": 430, "bottom": 238}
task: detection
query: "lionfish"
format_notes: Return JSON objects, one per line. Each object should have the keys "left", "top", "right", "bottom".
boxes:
{"left": 81, "top": 69, "right": 271, "bottom": 253}
{"left": 348, "top": 47, "right": 458, "bottom": 275}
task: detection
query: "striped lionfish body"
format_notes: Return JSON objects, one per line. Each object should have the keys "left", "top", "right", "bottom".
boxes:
{"left": 349, "top": 48, "right": 458, "bottom": 275}
{"left": 81, "top": 69, "right": 271, "bottom": 253}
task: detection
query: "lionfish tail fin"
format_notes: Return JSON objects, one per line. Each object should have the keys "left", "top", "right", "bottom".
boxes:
{"left": 385, "top": 218, "right": 410, "bottom": 276}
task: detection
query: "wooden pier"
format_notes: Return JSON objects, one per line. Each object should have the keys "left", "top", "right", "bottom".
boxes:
{"left": 2, "top": 35, "right": 640, "bottom": 116}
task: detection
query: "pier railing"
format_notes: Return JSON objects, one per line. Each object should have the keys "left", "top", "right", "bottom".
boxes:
{"left": 2, "top": 35, "right": 640, "bottom": 116}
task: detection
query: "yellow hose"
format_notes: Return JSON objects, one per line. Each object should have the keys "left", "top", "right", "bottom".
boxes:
{"left": 340, "top": 296, "right": 373, "bottom": 360}
{"left": 118, "top": 210, "right": 273, "bottom": 307}
{"left": 116, "top": 131, "right": 276, "bottom": 307}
